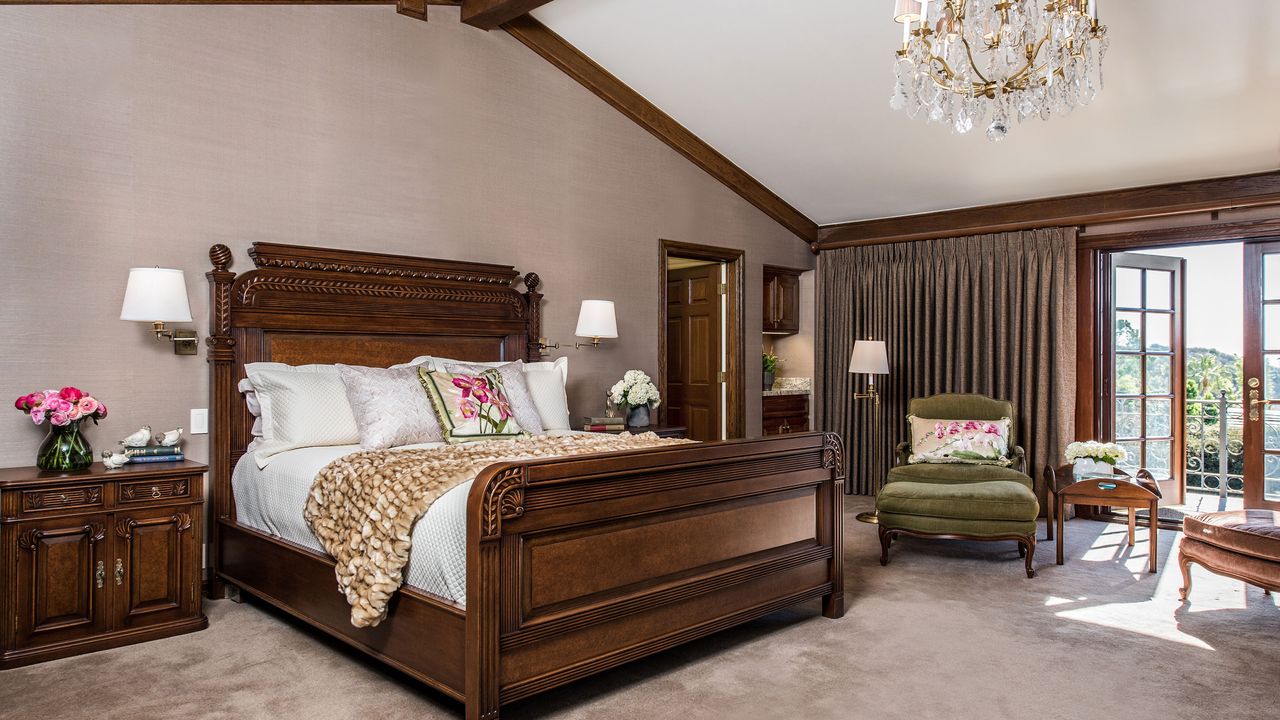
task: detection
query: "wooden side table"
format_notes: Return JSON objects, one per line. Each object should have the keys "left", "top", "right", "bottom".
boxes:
{"left": 0, "top": 460, "right": 208, "bottom": 668}
{"left": 1045, "top": 464, "right": 1161, "bottom": 573}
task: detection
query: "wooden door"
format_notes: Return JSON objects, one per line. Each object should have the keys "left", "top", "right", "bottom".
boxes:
{"left": 113, "top": 507, "right": 197, "bottom": 629}
{"left": 12, "top": 515, "right": 110, "bottom": 649}
{"left": 1243, "top": 240, "right": 1280, "bottom": 510}
{"left": 1102, "top": 252, "right": 1186, "bottom": 504}
{"left": 667, "top": 264, "right": 723, "bottom": 441}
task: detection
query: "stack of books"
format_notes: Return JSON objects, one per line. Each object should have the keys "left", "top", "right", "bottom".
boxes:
{"left": 123, "top": 445, "right": 185, "bottom": 464}
{"left": 582, "top": 415, "right": 626, "bottom": 432}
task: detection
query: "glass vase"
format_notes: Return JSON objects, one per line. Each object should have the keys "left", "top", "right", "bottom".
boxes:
{"left": 37, "top": 419, "right": 94, "bottom": 472}
{"left": 626, "top": 404, "right": 650, "bottom": 429}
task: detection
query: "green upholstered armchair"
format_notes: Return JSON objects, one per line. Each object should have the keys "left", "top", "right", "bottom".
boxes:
{"left": 877, "top": 393, "right": 1040, "bottom": 578}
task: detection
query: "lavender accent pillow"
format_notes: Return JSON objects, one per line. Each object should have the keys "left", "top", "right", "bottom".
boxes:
{"left": 446, "top": 360, "right": 545, "bottom": 435}
{"left": 337, "top": 364, "right": 444, "bottom": 450}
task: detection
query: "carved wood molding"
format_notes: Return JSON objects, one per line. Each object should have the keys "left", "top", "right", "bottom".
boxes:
{"left": 115, "top": 513, "right": 190, "bottom": 539}
{"left": 22, "top": 485, "right": 101, "bottom": 511}
{"left": 234, "top": 273, "right": 526, "bottom": 314}
{"left": 480, "top": 466, "right": 527, "bottom": 540}
{"left": 18, "top": 523, "right": 106, "bottom": 551}
{"left": 822, "top": 432, "right": 845, "bottom": 482}
{"left": 248, "top": 242, "right": 519, "bottom": 285}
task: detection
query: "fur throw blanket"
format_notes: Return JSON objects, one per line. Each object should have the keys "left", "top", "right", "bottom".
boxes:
{"left": 305, "top": 432, "right": 691, "bottom": 627}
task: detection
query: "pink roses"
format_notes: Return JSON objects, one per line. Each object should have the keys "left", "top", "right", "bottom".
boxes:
{"left": 13, "top": 387, "right": 108, "bottom": 427}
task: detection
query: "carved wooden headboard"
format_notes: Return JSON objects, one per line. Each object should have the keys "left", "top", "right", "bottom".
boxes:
{"left": 204, "top": 242, "right": 542, "bottom": 533}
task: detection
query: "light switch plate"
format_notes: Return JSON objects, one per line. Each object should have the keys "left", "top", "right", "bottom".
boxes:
{"left": 191, "top": 408, "right": 209, "bottom": 435}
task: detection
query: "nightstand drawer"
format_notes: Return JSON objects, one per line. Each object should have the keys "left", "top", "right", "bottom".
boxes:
{"left": 119, "top": 478, "right": 191, "bottom": 504}
{"left": 22, "top": 485, "right": 104, "bottom": 513}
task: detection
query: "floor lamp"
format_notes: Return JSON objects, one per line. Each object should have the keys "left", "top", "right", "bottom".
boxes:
{"left": 847, "top": 339, "right": 889, "bottom": 522}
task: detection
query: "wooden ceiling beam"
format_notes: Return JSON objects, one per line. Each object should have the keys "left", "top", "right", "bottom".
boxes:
{"left": 502, "top": 15, "right": 819, "bottom": 245}
{"left": 460, "top": 0, "right": 553, "bottom": 30}
{"left": 814, "top": 170, "right": 1280, "bottom": 251}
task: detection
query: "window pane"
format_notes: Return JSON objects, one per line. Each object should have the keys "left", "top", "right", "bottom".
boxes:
{"left": 1116, "top": 267, "right": 1143, "bottom": 309}
{"left": 1116, "top": 398, "right": 1142, "bottom": 439}
{"left": 1268, "top": 305, "right": 1280, "bottom": 351}
{"left": 1146, "top": 355, "right": 1171, "bottom": 395}
{"left": 1146, "top": 398, "right": 1172, "bottom": 437}
{"left": 1116, "top": 355, "right": 1142, "bottom": 395}
{"left": 1115, "top": 311, "right": 1142, "bottom": 352}
{"left": 1117, "top": 441, "right": 1142, "bottom": 472}
{"left": 1267, "top": 453, "right": 1280, "bottom": 502}
{"left": 1146, "top": 440, "right": 1171, "bottom": 477}
{"left": 1267, "top": 407, "right": 1280, "bottom": 452}
{"left": 1267, "top": 354, "right": 1280, "bottom": 402}
{"left": 1266, "top": 253, "right": 1280, "bottom": 302}
{"left": 1145, "top": 270, "right": 1172, "bottom": 310}
{"left": 1145, "top": 313, "right": 1171, "bottom": 352}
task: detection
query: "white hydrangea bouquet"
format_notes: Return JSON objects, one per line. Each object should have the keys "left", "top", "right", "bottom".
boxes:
{"left": 609, "top": 370, "right": 661, "bottom": 428}
{"left": 1065, "top": 440, "right": 1128, "bottom": 476}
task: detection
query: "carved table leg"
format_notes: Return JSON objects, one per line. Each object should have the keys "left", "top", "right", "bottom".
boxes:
{"left": 1148, "top": 500, "right": 1158, "bottom": 574}
{"left": 1056, "top": 496, "right": 1066, "bottom": 565}
{"left": 1127, "top": 506, "right": 1137, "bottom": 547}
{"left": 1023, "top": 536, "right": 1036, "bottom": 579}
{"left": 1178, "top": 551, "right": 1193, "bottom": 601}
{"left": 878, "top": 525, "right": 892, "bottom": 567}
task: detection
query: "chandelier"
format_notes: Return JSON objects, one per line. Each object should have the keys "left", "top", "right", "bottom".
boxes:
{"left": 890, "top": 0, "right": 1108, "bottom": 140}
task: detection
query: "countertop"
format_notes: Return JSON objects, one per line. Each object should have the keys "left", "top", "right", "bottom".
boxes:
{"left": 763, "top": 377, "right": 811, "bottom": 397}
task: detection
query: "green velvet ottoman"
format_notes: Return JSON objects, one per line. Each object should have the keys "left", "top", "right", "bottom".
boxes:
{"left": 877, "top": 478, "right": 1040, "bottom": 578}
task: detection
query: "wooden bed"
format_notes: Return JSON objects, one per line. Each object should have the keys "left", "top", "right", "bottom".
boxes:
{"left": 205, "top": 242, "right": 845, "bottom": 720}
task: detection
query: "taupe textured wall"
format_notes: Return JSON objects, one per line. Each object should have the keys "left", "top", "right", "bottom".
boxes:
{"left": 0, "top": 5, "right": 814, "bottom": 468}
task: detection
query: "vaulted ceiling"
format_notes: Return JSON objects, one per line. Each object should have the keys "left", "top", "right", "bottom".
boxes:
{"left": 532, "top": 0, "right": 1280, "bottom": 226}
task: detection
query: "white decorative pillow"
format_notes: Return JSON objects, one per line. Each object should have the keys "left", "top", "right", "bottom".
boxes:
{"left": 337, "top": 364, "right": 444, "bottom": 449}
{"left": 446, "top": 360, "right": 544, "bottom": 435}
{"left": 247, "top": 365, "right": 361, "bottom": 468}
{"left": 525, "top": 364, "right": 571, "bottom": 431}
{"left": 907, "top": 416, "right": 1012, "bottom": 466}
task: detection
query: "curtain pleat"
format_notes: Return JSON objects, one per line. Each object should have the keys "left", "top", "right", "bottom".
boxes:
{"left": 815, "top": 228, "right": 1077, "bottom": 504}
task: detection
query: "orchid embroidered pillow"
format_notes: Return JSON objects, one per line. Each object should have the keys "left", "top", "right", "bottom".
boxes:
{"left": 418, "top": 367, "right": 528, "bottom": 443}
{"left": 907, "top": 416, "right": 1012, "bottom": 466}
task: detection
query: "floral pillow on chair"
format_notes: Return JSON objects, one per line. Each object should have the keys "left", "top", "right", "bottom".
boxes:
{"left": 418, "top": 367, "right": 528, "bottom": 443}
{"left": 907, "top": 416, "right": 1012, "bottom": 466}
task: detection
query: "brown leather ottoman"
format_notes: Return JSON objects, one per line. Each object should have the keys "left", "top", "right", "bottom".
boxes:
{"left": 1179, "top": 509, "right": 1280, "bottom": 601}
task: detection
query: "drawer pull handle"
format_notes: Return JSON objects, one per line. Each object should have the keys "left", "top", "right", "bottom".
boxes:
{"left": 95, "top": 561, "right": 105, "bottom": 589}
{"left": 151, "top": 486, "right": 162, "bottom": 499}
{"left": 114, "top": 558, "right": 124, "bottom": 586}
{"left": 57, "top": 493, "right": 68, "bottom": 503}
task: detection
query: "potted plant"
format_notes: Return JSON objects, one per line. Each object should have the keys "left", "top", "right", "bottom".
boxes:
{"left": 609, "top": 370, "right": 661, "bottom": 428}
{"left": 1065, "top": 441, "right": 1128, "bottom": 477}
{"left": 14, "top": 387, "right": 109, "bottom": 471}
{"left": 762, "top": 352, "right": 781, "bottom": 391}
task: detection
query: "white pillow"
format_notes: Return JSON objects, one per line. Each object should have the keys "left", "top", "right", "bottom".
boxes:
{"left": 525, "top": 362, "right": 571, "bottom": 431}
{"left": 247, "top": 365, "right": 361, "bottom": 468}
{"left": 337, "top": 364, "right": 444, "bottom": 449}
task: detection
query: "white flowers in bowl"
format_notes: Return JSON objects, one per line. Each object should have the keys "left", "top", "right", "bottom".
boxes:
{"left": 609, "top": 370, "right": 661, "bottom": 409}
{"left": 1065, "top": 441, "right": 1128, "bottom": 465}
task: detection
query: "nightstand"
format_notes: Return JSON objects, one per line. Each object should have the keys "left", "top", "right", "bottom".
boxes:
{"left": 0, "top": 460, "right": 208, "bottom": 668}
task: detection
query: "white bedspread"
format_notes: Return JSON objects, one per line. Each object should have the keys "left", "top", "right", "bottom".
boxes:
{"left": 232, "top": 442, "right": 471, "bottom": 604}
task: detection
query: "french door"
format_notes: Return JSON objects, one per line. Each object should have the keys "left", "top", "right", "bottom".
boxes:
{"left": 1242, "top": 240, "right": 1280, "bottom": 510}
{"left": 1102, "top": 252, "right": 1185, "bottom": 505}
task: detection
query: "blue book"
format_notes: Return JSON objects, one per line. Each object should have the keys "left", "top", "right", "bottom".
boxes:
{"left": 128, "top": 453, "right": 184, "bottom": 464}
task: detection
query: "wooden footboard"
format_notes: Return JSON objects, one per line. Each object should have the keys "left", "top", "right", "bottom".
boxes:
{"left": 466, "top": 432, "right": 844, "bottom": 720}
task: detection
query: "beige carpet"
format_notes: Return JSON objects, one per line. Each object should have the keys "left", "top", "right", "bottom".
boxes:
{"left": 3, "top": 496, "right": 1277, "bottom": 720}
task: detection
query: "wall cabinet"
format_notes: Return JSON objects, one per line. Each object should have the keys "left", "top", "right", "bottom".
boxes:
{"left": 762, "top": 394, "right": 810, "bottom": 435}
{"left": 763, "top": 266, "right": 802, "bottom": 335}
{"left": 1, "top": 461, "right": 207, "bottom": 668}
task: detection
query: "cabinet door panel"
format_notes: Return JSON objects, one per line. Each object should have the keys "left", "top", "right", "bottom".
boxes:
{"left": 113, "top": 506, "right": 197, "bottom": 629}
{"left": 775, "top": 273, "right": 801, "bottom": 333}
{"left": 13, "top": 516, "right": 110, "bottom": 649}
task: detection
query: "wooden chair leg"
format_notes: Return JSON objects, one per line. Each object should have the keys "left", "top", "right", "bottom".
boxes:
{"left": 1148, "top": 500, "right": 1158, "bottom": 574}
{"left": 878, "top": 525, "right": 892, "bottom": 567}
{"left": 1018, "top": 542, "right": 1027, "bottom": 558}
{"left": 1023, "top": 536, "right": 1036, "bottom": 578}
{"left": 1046, "top": 490, "right": 1055, "bottom": 541}
{"left": 1178, "top": 552, "right": 1193, "bottom": 602}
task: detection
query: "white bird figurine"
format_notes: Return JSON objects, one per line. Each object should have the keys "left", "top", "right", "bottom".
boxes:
{"left": 102, "top": 450, "right": 130, "bottom": 469}
{"left": 156, "top": 428, "right": 184, "bottom": 447}
{"left": 120, "top": 425, "right": 151, "bottom": 448}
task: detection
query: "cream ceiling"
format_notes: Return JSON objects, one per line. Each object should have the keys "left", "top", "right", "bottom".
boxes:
{"left": 532, "top": 0, "right": 1280, "bottom": 225}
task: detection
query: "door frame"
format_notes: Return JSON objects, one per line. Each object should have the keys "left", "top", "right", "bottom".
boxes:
{"left": 1242, "top": 238, "right": 1280, "bottom": 510}
{"left": 658, "top": 239, "right": 745, "bottom": 440}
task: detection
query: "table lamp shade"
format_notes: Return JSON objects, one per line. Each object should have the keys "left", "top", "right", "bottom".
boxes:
{"left": 575, "top": 300, "right": 618, "bottom": 339}
{"left": 120, "top": 268, "right": 193, "bottom": 323}
{"left": 848, "top": 340, "right": 889, "bottom": 375}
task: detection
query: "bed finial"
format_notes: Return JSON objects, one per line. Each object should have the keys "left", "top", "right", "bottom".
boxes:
{"left": 210, "top": 244, "right": 233, "bottom": 272}
{"left": 523, "top": 272, "right": 541, "bottom": 293}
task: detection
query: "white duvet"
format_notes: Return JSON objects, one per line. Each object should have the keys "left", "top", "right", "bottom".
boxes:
{"left": 232, "top": 442, "right": 471, "bottom": 604}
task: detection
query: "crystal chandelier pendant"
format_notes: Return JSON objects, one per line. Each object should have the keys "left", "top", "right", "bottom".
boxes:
{"left": 890, "top": 0, "right": 1107, "bottom": 140}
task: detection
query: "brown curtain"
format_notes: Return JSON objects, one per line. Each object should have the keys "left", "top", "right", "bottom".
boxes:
{"left": 815, "top": 228, "right": 1077, "bottom": 503}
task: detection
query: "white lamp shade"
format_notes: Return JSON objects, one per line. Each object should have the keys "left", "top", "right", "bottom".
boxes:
{"left": 574, "top": 300, "right": 618, "bottom": 339}
{"left": 894, "top": 0, "right": 922, "bottom": 23}
{"left": 120, "top": 268, "right": 193, "bottom": 323}
{"left": 848, "top": 340, "right": 889, "bottom": 375}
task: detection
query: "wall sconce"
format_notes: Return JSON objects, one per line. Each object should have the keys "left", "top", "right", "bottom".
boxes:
{"left": 847, "top": 338, "right": 889, "bottom": 406}
{"left": 540, "top": 300, "right": 618, "bottom": 352}
{"left": 120, "top": 267, "right": 198, "bottom": 355}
